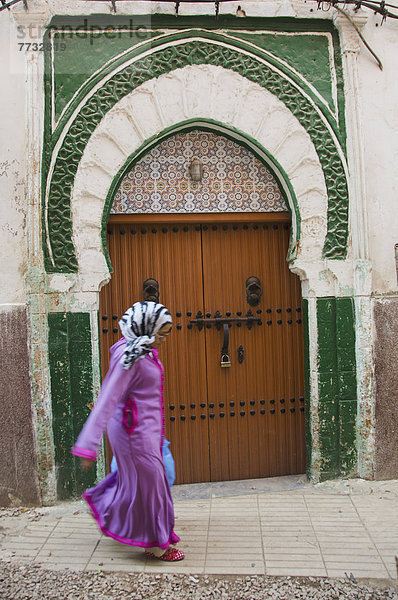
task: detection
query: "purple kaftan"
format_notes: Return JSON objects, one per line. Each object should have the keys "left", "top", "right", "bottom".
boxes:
{"left": 71, "top": 339, "right": 180, "bottom": 549}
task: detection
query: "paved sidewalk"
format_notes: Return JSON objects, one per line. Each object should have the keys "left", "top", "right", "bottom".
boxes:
{"left": 1, "top": 476, "right": 397, "bottom": 580}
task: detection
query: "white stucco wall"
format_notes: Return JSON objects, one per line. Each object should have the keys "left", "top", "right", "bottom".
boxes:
{"left": 357, "top": 14, "right": 398, "bottom": 295}
{"left": 0, "top": 14, "right": 28, "bottom": 305}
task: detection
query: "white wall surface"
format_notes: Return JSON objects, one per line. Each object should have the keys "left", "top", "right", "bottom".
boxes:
{"left": 0, "top": 13, "right": 28, "bottom": 305}
{"left": 356, "top": 14, "right": 398, "bottom": 295}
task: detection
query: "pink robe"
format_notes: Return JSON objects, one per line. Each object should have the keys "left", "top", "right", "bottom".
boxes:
{"left": 71, "top": 339, "right": 180, "bottom": 549}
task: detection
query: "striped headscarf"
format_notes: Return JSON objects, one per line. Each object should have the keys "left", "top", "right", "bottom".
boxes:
{"left": 119, "top": 301, "right": 172, "bottom": 370}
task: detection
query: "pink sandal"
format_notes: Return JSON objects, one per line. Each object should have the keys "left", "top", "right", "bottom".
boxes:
{"left": 145, "top": 547, "right": 185, "bottom": 562}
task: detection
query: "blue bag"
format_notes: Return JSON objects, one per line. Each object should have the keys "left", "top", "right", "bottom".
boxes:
{"left": 110, "top": 454, "right": 118, "bottom": 473}
{"left": 162, "top": 438, "right": 176, "bottom": 488}
{"left": 110, "top": 437, "right": 176, "bottom": 488}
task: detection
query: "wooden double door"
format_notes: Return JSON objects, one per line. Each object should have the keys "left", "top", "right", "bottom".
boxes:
{"left": 99, "top": 214, "right": 305, "bottom": 484}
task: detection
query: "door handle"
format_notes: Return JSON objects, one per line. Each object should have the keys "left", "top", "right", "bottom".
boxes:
{"left": 220, "top": 323, "right": 231, "bottom": 368}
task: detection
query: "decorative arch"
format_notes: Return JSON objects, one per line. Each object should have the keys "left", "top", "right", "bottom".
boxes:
{"left": 43, "top": 35, "right": 348, "bottom": 273}
{"left": 69, "top": 65, "right": 330, "bottom": 291}
{"left": 100, "top": 120, "right": 301, "bottom": 271}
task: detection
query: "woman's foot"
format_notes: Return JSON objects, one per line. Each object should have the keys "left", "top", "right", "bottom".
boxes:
{"left": 145, "top": 547, "right": 185, "bottom": 562}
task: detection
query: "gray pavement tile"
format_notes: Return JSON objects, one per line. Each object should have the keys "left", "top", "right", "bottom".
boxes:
{"left": 40, "top": 541, "right": 98, "bottom": 549}
{"left": 385, "top": 564, "right": 398, "bottom": 579}
{"left": 4, "top": 550, "right": 40, "bottom": 560}
{"left": 263, "top": 537, "right": 318, "bottom": 545}
{"left": 145, "top": 565, "right": 205, "bottom": 574}
{"left": 322, "top": 553, "right": 385, "bottom": 563}
{"left": 323, "top": 560, "right": 388, "bottom": 570}
{"left": 266, "top": 567, "right": 327, "bottom": 576}
{"left": 317, "top": 539, "right": 376, "bottom": 546}
{"left": 264, "top": 548, "right": 321, "bottom": 556}
{"left": 320, "top": 548, "right": 379, "bottom": 557}
{"left": 263, "top": 545, "right": 320, "bottom": 553}
{"left": 54, "top": 515, "right": 93, "bottom": 522}
{"left": 314, "top": 532, "right": 370, "bottom": 539}
{"left": 90, "top": 551, "right": 139, "bottom": 559}
{"left": 1, "top": 554, "right": 35, "bottom": 562}
{"left": 20, "top": 530, "right": 54, "bottom": 537}
{"left": 35, "top": 556, "right": 90, "bottom": 566}
{"left": 86, "top": 562, "right": 143, "bottom": 572}
{"left": 326, "top": 567, "right": 390, "bottom": 578}
{"left": 52, "top": 527, "right": 99, "bottom": 534}
{"left": 207, "top": 539, "right": 262, "bottom": 548}
{"left": 7, "top": 535, "right": 48, "bottom": 544}
{"left": 205, "top": 553, "right": 262, "bottom": 562}
{"left": 35, "top": 562, "right": 88, "bottom": 571}
{"left": 311, "top": 524, "right": 363, "bottom": 529}
{"left": 208, "top": 526, "right": 260, "bottom": 533}
{"left": 47, "top": 533, "right": 101, "bottom": 541}
{"left": 266, "top": 559, "right": 325, "bottom": 568}
{"left": 177, "top": 533, "right": 208, "bottom": 540}
{"left": 48, "top": 550, "right": 96, "bottom": 560}
{"left": 205, "top": 566, "right": 265, "bottom": 574}
{"left": 37, "top": 550, "right": 94, "bottom": 559}
{"left": 261, "top": 523, "right": 314, "bottom": 529}
{"left": 6, "top": 538, "right": 45, "bottom": 547}
{"left": 260, "top": 517, "right": 312, "bottom": 523}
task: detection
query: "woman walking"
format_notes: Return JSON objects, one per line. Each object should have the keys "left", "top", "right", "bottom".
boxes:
{"left": 71, "top": 301, "right": 184, "bottom": 562}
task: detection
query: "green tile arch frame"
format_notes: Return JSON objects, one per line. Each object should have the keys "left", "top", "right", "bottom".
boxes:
{"left": 42, "top": 29, "right": 349, "bottom": 272}
{"left": 48, "top": 15, "right": 345, "bottom": 131}
{"left": 316, "top": 297, "right": 358, "bottom": 480}
{"left": 48, "top": 312, "right": 97, "bottom": 499}
{"left": 101, "top": 119, "right": 300, "bottom": 271}
{"left": 45, "top": 22, "right": 346, "bottom": 146}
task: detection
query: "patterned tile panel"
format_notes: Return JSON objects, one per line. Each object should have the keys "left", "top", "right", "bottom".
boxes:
{"left": 111, "top": 131, "right": 287, "bottom": 214}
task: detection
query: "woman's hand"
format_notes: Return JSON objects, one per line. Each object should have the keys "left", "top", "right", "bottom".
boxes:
{"left": 80, "top": 458, "right": 95, "bottom": 471}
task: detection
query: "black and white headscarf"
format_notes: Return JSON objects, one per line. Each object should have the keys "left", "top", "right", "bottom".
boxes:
{"left": 119, "top": 301, "right": 172, "bottom": 370}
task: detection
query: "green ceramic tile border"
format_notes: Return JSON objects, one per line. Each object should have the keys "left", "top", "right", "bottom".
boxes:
{"left": 48, "top": 313, "right": 75, "bottom": 499}
{"left": 316, "top": 297, "right": 357, "bottom": 480}
{"left": 48, "top": 312, "right": 96, "bottom": 499}
{"left": 336, "top": 298, "right": 357, "bottom": 476}
{"left": 302, "top": 299, "right": 312, "bottom": 478}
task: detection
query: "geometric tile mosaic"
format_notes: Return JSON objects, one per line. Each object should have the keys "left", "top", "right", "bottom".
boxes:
{"left": 111, "top": 130, "right": 287, "bottom": 214}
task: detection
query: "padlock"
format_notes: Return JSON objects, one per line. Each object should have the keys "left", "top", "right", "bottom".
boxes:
{"left": 221, "top": 353, "right": 231, "bottom": 368}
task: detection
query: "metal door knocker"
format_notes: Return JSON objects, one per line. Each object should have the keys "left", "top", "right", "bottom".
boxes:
{"left": 143, "top": 278, "right": 159, "bottom": 302}
{"left": 246, "top": 276, "right": 263, "bottom": 307}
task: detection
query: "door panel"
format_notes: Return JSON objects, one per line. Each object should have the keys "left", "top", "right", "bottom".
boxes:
{"left": 201, "top": 222, "right": 305, "bottom": 481}
{"left": 100, "top": 223, "right": 210, "bottom": 483}
{"left": 99, "top": 217, "right": 305, "bottom": 484}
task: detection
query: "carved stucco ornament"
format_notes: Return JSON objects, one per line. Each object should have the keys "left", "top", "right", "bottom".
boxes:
{"left": 43, "top": 40, "right": 349, "bottom": 272}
